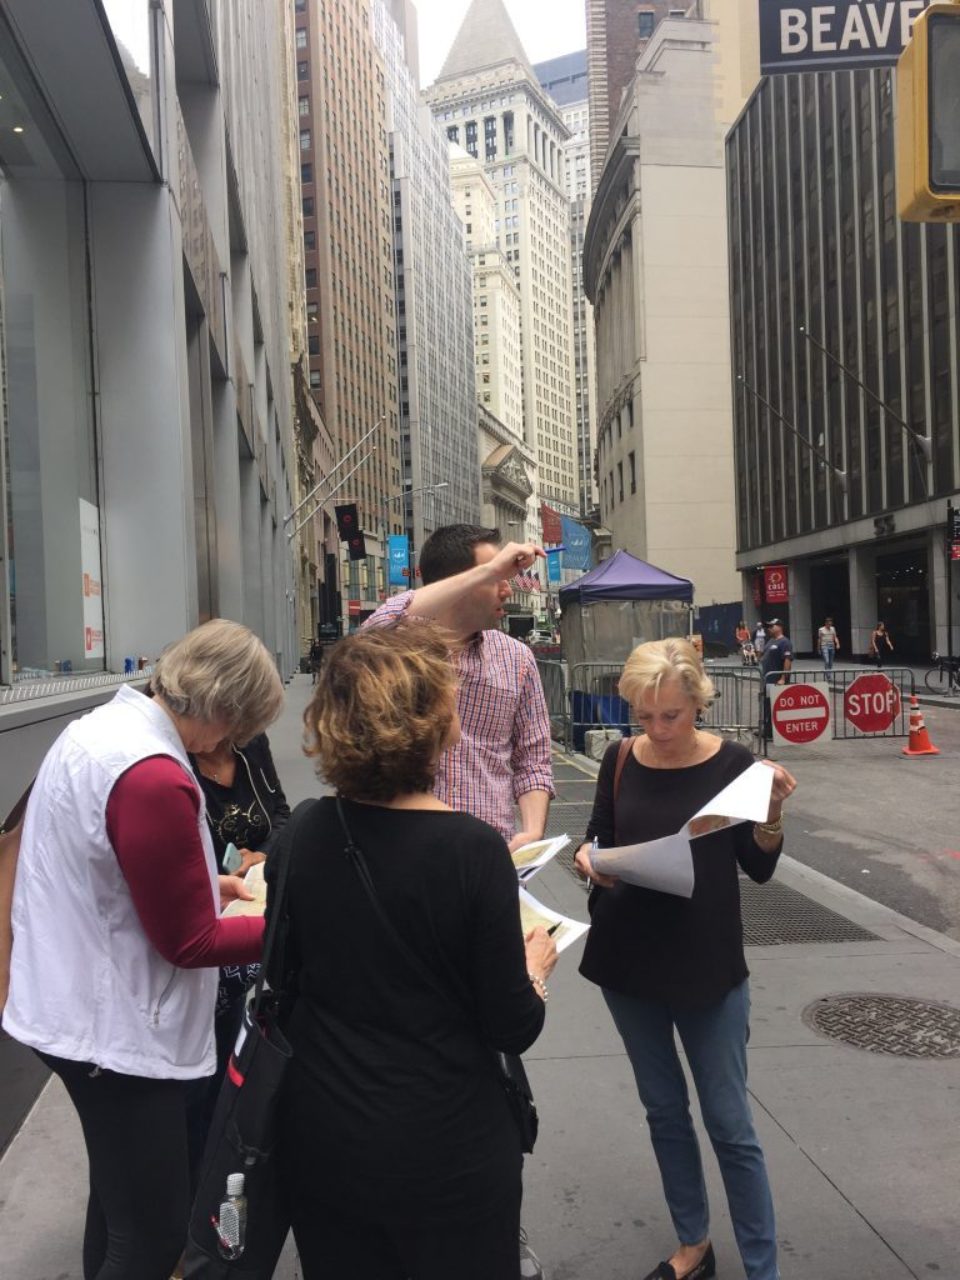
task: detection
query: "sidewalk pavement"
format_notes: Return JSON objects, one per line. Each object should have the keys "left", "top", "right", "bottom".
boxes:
{"left": 2, "top": 677, "right": 959, "bottom": 1278}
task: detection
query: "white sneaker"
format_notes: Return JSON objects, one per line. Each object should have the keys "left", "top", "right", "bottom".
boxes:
{"left": 519, "top": 1225, "right": 545, "bottom": 1279}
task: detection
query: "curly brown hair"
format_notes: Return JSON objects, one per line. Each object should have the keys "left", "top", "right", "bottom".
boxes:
{"left": 303, "top": 620, "right": 457, "bottom": 801}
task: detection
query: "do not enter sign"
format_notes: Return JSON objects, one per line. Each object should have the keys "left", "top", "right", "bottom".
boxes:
{"left": 772, "top": 683, "right": 831, "bottom": 744}
{"left": 844, "top": 673, "right": 901, "bottom": 734}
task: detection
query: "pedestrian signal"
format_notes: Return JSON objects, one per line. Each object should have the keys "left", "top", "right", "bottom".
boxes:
{"left": 897, "top": 3, "right": 960, "bottom": 222}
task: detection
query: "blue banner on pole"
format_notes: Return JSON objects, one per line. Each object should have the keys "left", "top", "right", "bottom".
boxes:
{"left": 546, "top": 549, "right": 562, "bottom": 584}
{"left": 560, "top": 516, "right": 592, "bottom": 572}
{"left": 388, "top": 535, "right": 410, "bottom": 586}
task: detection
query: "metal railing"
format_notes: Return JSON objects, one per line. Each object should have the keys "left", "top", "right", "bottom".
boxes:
{"left": 0, "top": 668, "right": 155, "bottom": 707}
{"left": 535, "top": 659, "right": 568, "bottom": 744}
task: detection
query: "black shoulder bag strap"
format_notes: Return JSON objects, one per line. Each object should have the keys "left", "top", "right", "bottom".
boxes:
{"left": 334, "top": 795, "right": 539, "bottom": 1152}
{"left": 252, "top": 797, "right": 316, "bottom": 1016}
{"left": 334, "top": 795, "right": 458, "bottom": 1008}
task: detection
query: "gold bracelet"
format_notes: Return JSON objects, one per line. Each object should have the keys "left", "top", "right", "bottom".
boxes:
{"left": 754, "top": 816, "right": 784, "bottom": 836}
{"left": 528, "top": 973, "right": 549, "bottom": 1003}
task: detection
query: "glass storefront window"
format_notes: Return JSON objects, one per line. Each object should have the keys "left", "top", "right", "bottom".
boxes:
{"left": 0, "top": 42, "right": 102, "bottom": 681}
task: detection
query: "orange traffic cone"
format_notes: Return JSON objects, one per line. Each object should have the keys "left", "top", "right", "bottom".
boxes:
{"left": 902, "top": 694, "right": 940, "bottom": 757}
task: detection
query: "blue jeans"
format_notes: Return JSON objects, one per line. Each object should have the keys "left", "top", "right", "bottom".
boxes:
{"left": 821, "top": 643, "right": 835, "bottom": 671}
{"left": 603, "top": 981, "right": 778, "bottom": 1280}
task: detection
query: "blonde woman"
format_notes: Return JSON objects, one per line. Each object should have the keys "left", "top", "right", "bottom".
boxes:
{"left": 4, "top": 620, "right": 284, "bottom": 1280}
{"left": 574, "top": 639, "right": 796, "bottom": 1280}
{"left": 273, "top": 622, "right": 556, "bottom": 1280}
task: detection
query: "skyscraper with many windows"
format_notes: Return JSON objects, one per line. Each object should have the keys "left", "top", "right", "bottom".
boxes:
{"left": 373, "top": 0, "right": 480, "bottom": 555}
{"left": 535, "top": 51, "right": 598, "bottom": 517}
{"left": 425, "top": 0, "right": 579, "bottom": 514}
{"left": 296, "top": 0, "right": 400, "bottom": 626}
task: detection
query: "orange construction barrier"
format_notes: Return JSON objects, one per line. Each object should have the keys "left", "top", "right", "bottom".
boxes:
{"left": 902, "top": 694, "right": 940, "bottom": 757}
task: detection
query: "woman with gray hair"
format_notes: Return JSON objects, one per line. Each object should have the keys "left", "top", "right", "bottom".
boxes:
{"left": 574, "top": 638, "right": 796, "bottom": 1280}
{"left": 3, "top": 619, "right": 284, "bottom": 1280}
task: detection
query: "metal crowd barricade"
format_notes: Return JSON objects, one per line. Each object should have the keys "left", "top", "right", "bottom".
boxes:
{"left": 701, "top": 663, "right": 764, "bottom": 745}
{"left": 567, "top": 662, "right": 634, "bottom": 754}
{"left": 535, "top": 659, "right": 569, "bottom": 745}
{"left": 754, "top": 666, "right": 913, "bottom": 749}
{"left": 822, "top": 667, "right": 913, "bottom": 739}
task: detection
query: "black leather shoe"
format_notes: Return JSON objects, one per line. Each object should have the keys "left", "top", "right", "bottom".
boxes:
{"left": 641, "top": 1242, "right": 716, "bottom": 1280}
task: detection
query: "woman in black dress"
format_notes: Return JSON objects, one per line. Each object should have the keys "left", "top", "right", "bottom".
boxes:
{"left": 574, "top": 638, "right": 796, "bottom": 1280}
{"left": 274, "top": 621, "right": 556, "bottom": 1279}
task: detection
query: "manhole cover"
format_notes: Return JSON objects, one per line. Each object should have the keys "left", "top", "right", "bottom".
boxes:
{"left": 803, "top": 994, "right": 960, "bottom": 1058}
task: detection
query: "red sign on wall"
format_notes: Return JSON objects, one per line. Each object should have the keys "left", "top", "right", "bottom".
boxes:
{"left": 764, "top": 565, "right": 789, "bottom": 603}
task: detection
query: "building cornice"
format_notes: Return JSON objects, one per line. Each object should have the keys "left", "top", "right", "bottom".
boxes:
{"left": 735, "top": 497, "right": 953, "bottom": 570}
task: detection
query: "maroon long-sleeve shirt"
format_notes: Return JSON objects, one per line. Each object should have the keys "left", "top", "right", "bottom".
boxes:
{"left": 106, "top": 756, "right": 264, "bottom": 968}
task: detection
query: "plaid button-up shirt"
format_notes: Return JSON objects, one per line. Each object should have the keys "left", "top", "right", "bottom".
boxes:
{"left": 365, "top": 592, "right": 555, "bottom": 840}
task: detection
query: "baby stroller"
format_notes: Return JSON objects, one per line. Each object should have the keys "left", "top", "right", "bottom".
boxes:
{"left": 740, "top": 640, "right": 758, "bottom": 666}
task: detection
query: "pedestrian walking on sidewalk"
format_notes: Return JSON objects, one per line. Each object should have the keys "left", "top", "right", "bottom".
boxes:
{"left": 574, "top": 638, "right": 797, "bottom": 1280}
{"left": 870, "top": 621, "right": 894, "bottom": 668}
{"left": 273, "top": 623, "right": 556, "bottom": 1279}
{"left": 2, "top": 620, "right": 284, "bottom": 1280}
{"left": 817, "top": 616, "right": 840, "bottom": 672}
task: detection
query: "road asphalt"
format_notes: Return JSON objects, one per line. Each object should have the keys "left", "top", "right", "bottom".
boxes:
{"left": 1, "top": 674, "right": 958, "bottom": 1279}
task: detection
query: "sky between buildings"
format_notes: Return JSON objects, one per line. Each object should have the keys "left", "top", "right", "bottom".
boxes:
{"left": 415, "top": 0, "right": 587, "bottom": 88}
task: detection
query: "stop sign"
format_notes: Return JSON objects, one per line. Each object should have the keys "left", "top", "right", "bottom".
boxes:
{"left": 772, "top": 683, "right": 831, "bottom": 744}
{"left": 844, "top": 673, "right": 901, "bottom": 733}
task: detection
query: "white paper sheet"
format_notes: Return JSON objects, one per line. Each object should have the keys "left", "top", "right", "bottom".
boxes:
{"left": 589, "top": 763, "right": 775, "bottom": 898}
{"left": 511, "top": 834, "right": 571, "bottom": 882}
{"left": 518, "top": 887, "right": 589, "bottom": 953}
{"left": 221, "top": 861, "right": 267, "bottom": 918}
{"left": 589, "top": 833, "right": 695, "bottom": 897}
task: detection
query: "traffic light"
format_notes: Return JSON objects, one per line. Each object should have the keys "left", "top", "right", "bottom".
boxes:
{"left": 346, "top": 532, "right": 367, "bottom": 562}
{"left": 897, "top": 3, "right": 960, "bottom": 222}
{"left": 334, "top": 502, "right": 359, "bottom": 541}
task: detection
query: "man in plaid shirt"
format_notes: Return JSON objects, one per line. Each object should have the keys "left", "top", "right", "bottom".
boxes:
{"left": 365, "top": 525, "right": 554, "bottom": 851}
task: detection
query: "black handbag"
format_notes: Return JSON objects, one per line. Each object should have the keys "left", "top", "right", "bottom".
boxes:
{"left": 335, "top": 797, "right": 539, "bottom": 1153}
{"left": 184, "top": 798, "right": 315, "bottom": 1279}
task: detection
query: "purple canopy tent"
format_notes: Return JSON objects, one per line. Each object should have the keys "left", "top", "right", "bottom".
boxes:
{"left": 559, "top": 550, "right": 694, "bottom": 672}
{"left": 558, "top": 552, "right": 695, "bottom": 748}
{"left": 558, "top": 549, "right": 693, "bottom": 606}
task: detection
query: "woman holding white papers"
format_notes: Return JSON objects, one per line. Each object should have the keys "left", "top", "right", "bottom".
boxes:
{"left": 574, "top": 638, "right": 796, "bottom": 1280}
{"left": 273, "top": 622, "right": 556, "bottom": 1279}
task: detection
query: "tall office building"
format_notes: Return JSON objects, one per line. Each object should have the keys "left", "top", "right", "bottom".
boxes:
{"left": 296, "top": 0, "right": 400, "bottom": 627}
{"left": 586, "top": 0, "right": 677, "bottom": 190}
{"left": 728, "top": 68, "right": 960, "bottom": 659}
{"left": 534, "top": 50, "right": 598, "bottom": 517}
{"left": 373, "top": 0, "right": 480, "bottom": 557}
{"left": 425, "top": 0, "right": 580, "bottom": 514}
{"left": 449, "top": 146, "right": 523, "bottom": 438}
{"left": 0, "top": 2, "right": 305, "bottom": 780}
{"left": 584, "top": 12, "right": 743, "bottom": 605}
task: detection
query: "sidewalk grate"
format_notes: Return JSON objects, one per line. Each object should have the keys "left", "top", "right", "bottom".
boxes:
{"left": 802, "top": 994, "right": 960, "bottom": 1058}
{"left": 739, "top": 878, "right": 879, "bottom": 946}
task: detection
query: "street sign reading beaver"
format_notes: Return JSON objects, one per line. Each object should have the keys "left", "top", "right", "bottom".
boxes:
{"left": 759, "top": 1, "right": 932, "bottom": 75}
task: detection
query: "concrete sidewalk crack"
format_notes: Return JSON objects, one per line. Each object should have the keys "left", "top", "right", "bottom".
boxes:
{"left": 748, "top": 1089, "right": 922, "bottom": 1279}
